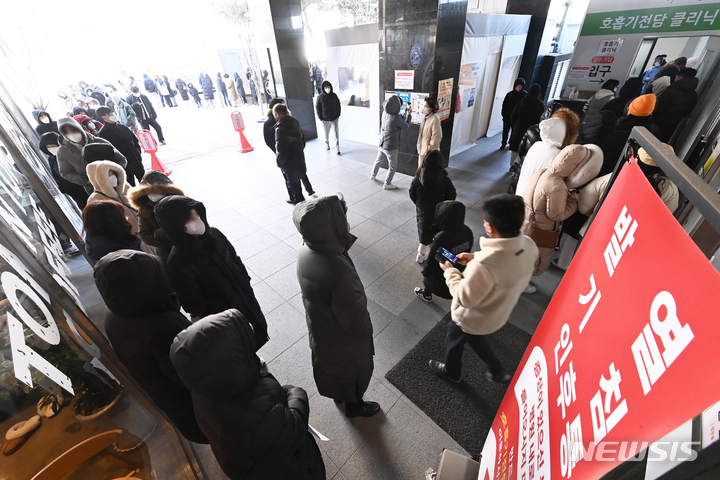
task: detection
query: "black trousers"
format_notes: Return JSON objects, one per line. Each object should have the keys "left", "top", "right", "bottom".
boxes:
{"left": 125, "top": 157, "right": 146, "bottom": 186}
{"left": 141, "top": 118, "right": 165, "bottom": 142}
{"left": 281, "top": 170, "right": 313, "bottom": 200}
{"left": 282, "top": 168, "right": 305, "bottom": 202}
{"left": 444, "top": 321, "right": 504, "bottom": 378}
{"left": 502, "top": 119, "right": 512, "bottom": 146}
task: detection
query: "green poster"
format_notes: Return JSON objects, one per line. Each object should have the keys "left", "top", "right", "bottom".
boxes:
{"left": 581, "top": 3, "right": 720, "bottom": 36}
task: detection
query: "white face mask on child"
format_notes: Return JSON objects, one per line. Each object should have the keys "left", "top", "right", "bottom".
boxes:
{"left": 148, "top": 194, "right": 165, "bottom": 202}
{"left": 185, "top": 218, "right": 206, "bottom": 236}
{"left": 67, "top": 132, "right": 83, "bottom": 143}
{"left": 108, "top": 175, "right": 118, "bottom": 188}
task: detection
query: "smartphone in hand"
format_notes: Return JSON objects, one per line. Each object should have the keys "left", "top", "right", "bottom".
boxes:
{"left": 437, "top": 247, "right": 459, "bottom": 265}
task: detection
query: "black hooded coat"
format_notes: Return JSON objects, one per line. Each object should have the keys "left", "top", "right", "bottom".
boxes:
{"left": 315, "top": 81, "right": 341, "bottom": 121}
{"left": 275, "top": 115, "right": 306, "bottom": 172}
{"left": 94, "top": 250, "right": 207, "bottom": 444}
{"left": 652, "top": 76, "right": 699, "bottom": 141}
{"left": 234, "top": 72, "right": 246, "bottom": 98}
{"left": 170, "top": 309, "right": 325, "bottom": 480}
{"left": 421, "top": 201, "right": 474, "bottom": 299}
{"left": 175, "top": 78, "right": 189, "bottom": 101}
{"left": 408, "top": 152, "right": 457, "bottom": 245}
{"left": 509, "top": 95, "right": 545, "bottom": 151}
{"left": 501, "top": 80, "right": 526, "bottom": 120}
{"left": 32, "top": 110, "right": 59, "bottom": 136}
{"left": 293, "top": 196, "right": 374, "bottom": 403}
{"left": 153, "top": 195, "right": 268, "bottom": 349}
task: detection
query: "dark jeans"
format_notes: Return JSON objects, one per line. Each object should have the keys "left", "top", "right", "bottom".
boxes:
{"left": 141, "top": 117, "right": 165, "bottom": 142}
{"left": 282, "top": 168, "right": 305, "bottom": 202}
{"left": 163, "top": 95, "right": 173, "bottom": 107}
{"left": 502, "top": 119, "right": 512, "bottom": 146}
{"left": 220, "top": 90, "right": 230, "bottom": 106}
{"left": 125, "top": 157, "right": 146, "bottom": 186}
{"left": 444, "top": 321, "right": 504, "bottom": 378}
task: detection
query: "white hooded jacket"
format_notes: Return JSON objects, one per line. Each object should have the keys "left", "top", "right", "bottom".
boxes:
{"left": 516, "top": 118, "right": 566, "bottom": 197}
{"left": 86, "top": 160, "right": 139, "bottom": 233}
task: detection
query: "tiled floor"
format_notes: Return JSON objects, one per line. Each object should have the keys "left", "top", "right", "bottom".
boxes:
{"left": 66, "top": 105, "right": 562, "bottom": 480}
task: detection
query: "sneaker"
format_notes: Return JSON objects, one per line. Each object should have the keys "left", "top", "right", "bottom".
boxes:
{"left": 485, "top": 370, "right": 512, "bottom": 384}
{"left": 523, "top": 283, "right": 537, "bottom": 294}
{"left": 159, "top": 141, "right": 166, "bottom": 146}
{"left": 345, "top": 401, "right": 381, "bottom": 418}
{"left": 307, "top": 190, "right": 315, "bottom": 196}
{"left": 414, "top": 287, "right": 433, "bottom": 303}
{"left": 500, "top": 143, "right": 506, "bottom": 149}
{"left": 326, "top": 144, "right": 330, "bottom": 150}
{"left": 416, "top": 251, "right": 429, "bottom": 263}
{"left": 286, "top": 199, "right": 298, "bottom": 205}
{"left": 370, "top": 175, "right": 377, "bottom": 181}
{"left": 383, "top": 183, "right": 398, "bottom": 190}
{"left": 337, "top": 151, "right": 342, "bottom": 155}
{"left": 429, "top": 360, "right": 461, "bottom": 383}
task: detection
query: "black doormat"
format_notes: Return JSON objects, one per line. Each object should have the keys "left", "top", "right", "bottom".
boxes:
{"left": 385, "top": 314, "right": 532, "bottom": 455}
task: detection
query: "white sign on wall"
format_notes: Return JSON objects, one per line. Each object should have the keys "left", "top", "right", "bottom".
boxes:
{"left": 394, "top": 70, "right": 415, "bottom": 90}
{"left": 597, "top": 38, "right": 624, "bottom": 55}
{"left": 567, "top": 66, "right": 591, "bottom": 79}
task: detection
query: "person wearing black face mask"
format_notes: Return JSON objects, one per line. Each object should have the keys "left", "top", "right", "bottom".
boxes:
{"left": 153, "top": 195, "right": 268, "bottom": 349}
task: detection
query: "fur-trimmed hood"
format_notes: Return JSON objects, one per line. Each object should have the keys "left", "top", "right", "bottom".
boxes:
{"left": 128, "top": 171, "right": 185, "bottom": 212}
{"left": 86, "top": 160, "right": 127, "bottom": 200}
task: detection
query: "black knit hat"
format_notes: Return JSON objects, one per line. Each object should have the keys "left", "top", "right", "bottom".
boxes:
{"left": 82, "top": 143, "right": 115, "bottom": 163}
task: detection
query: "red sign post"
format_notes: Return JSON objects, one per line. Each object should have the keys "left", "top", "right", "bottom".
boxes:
{"left": 231, "top": 111, "right": 254, "bottom": 153}
{"left": 478, "top": 159, "right": 720, "bottom": 480}
{"left": 137, "top": 130, "right": 171, "bottom": 175}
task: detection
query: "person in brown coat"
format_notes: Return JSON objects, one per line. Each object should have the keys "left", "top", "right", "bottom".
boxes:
{"left": 128, "top": 171, "right": 185, "bottom": 262}
{"left": 521, "top": 144, "right": 602, "bottom": 277}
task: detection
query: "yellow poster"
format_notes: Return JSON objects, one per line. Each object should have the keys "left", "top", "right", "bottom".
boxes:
{"left": 437, "top": 78, "right": 453, "bottom": 121}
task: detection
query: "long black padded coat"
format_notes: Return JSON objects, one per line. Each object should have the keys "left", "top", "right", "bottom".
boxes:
{"left": 293, "top": 196, "right": 374, "bottom": 403}
{"left": 154, "top": 195, "right": 268, "bottom": 349}
{"left": 509, "top": 95, "right": 545, "bottom": 152}
{"left": 409, "top": 151, "right": 457, "bottom": 245}
{"left": 170, "top": 309, "right": 325, "bottom": 480}
{"left": 94, "top": 250, "right": 207, "bottom": 444}
{"left": 421, "top": 201, "right": 474, "bottom": 299}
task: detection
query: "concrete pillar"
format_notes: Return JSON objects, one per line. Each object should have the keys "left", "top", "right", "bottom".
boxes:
{"left": 506, "top": 0, "right": 553, "bottom": 82}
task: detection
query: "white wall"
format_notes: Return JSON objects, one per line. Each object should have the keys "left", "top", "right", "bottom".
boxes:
{"left": 325, "top": 44, "right": 379, "bottom": 146}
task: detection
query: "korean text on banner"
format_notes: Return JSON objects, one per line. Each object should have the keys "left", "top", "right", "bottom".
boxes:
{"left": 581, "top": 4, "right": 720, "bottom": 36}
{"left": 477, "top": 159, "right": 720, "bottom": 480}
{"left": 437, "top": 78, "right": 454, "bottom": 121}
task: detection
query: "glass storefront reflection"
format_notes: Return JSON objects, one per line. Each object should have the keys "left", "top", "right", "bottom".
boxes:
{"left": 0, "top": 94, "right": 199, "bottom": 478}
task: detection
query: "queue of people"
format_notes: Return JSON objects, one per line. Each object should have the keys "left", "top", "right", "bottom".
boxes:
{"left": 27, "top": 66, "right": 694, "bottom": 479}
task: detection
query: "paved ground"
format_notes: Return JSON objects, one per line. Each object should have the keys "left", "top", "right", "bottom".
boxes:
{"left": 66, "top": 101, "right": 562, "bottom": 480}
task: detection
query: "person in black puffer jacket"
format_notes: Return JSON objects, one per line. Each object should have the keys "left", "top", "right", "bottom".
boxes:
{"left": 409, "top": 150, "right": 457, "bottom": 263}
{"left": 171, "top": 309, "right": 325, "bottom": 480}
{"left": 316, "top": 80, "right": 342, "bottom": 154}
{"left": 94, "top": 250, "right": 208, "bottom": 444}
{"left": 651, "top": 68, "right": 699, "bottom": 142}
{"left": 414, "top": 201, "right": 473, "bottom": 303}
{"left": 577, "top": 110, "right": 627, "bottom": 176}
{"left": 153, "top": 195, "right": 269, "bottom": 349}
{"left": 293, "top": 195, "right": 379, "bottom": 418}
{"left": 508, "top": 84, "right": 544, "bottom": 162}
{"left": 500, "top": 78, "right": 526, "bottom": 149}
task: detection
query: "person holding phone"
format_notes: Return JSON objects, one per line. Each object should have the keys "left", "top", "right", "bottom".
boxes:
{"left": 414, "top": 200, "right": 473, "bottom": 303}
{"left": 429, "top": 194, "right": 537, "bottom": 384}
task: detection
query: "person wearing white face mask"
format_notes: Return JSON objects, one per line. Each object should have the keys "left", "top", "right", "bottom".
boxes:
{"left": 153, "top": 195, "right": 268, "bottom": 349}
{"left": 417, "top": 97, "right": 442, "bottom": 169}
{"left": 39, "top": 131, "right": 90, "bottom": 210}
{"left": 83, "top": 148, "right": 140, "bottom": 235}
{"left": 97, "top": 106, "right": 145, "bottom": 186}
{"left": 315, "top": 81, "right": 342, "bottom": 154}
{"left": 56, "top": 116, "right": 127, "bottom": 194}
{"left": 32, "top": 109, "right": 59, "bottom": 136}
{"left": 128, "top": 171, "right": 185, "bottom": 263}
{"left": 126, "top": 86, "right": 166, "bottom": 145}
{"left": 108, "top": 92, "right": 138, "bottom": 132}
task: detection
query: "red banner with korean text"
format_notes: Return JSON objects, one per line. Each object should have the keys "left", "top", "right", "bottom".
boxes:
{"left": 477, "top": 159, "right": 720, "bottom": 480}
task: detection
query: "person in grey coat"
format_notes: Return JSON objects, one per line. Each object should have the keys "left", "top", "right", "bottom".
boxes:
{"left": 234, "top": 72, "right": 247, "bottom": 104}
{"left": 293, "top": 195, "right": 380, "bottom": 418}
{"left": 370, "top": 95, "right": 412, "bottom": 190}
{"left": 198, "top": 71, "right": 215, "bottom": 108}
{"left": 56, "top": 116, "right": 126, "bottom": 194}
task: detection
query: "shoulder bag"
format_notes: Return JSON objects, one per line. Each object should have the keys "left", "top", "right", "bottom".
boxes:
{"left": 528, "top": 173, "right": 560, "bottom": 249}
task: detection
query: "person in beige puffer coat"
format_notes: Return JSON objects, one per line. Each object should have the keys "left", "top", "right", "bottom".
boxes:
{"left": 84, "top": 151, "right": 139, "bottom": 234}
{"left": 417, "top": 97, "right": 442, "bottom": 168}
{"left": 222, "top": 74, "right": 239, "bottom": 106}
{"left": 522, "top": 144, "right": 602, "bottom": 276}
